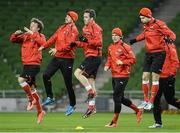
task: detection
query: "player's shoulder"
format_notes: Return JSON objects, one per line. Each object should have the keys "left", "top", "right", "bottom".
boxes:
{"left": 123, "top": 42, "right": 132, "bottom": 49}
{"left": 154, "top": 19, "right": 166, "bottom": 27}
{"left": 108, "top": 43, "right": 114, "bottom": 49}
{"left": 71, "top": 23, "right": 78, "bottom": 31}
{"left": 58, "top": 24, "right": 65, "bottom": 30}
{"left": 40, "top": 33, "right": 45, "bottom": 37}
{"left": 93, "top": 22, "right": 103, "bottom": 32}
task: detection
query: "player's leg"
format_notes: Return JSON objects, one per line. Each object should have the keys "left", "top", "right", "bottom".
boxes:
{"left": 164, "top": 77, "right": 180, "bottom": 108}
{"left": 32, "top": 89, "right": 45, "bottom": 124}
{"left": 82, "top": 78, "right": 96, "bottom": 118}
{"left": 105, "top": 78, "right": 126, "bottom": 128}
{"left": 138, "top": 72, "right": 151, "bottom": 109}
{"left": 81, "top": 57, "right": 101, "bottom": 118}
{"left": 84, "top": 57, "right": 101, "bottom": 103}
{"left": 28, "top": 73, "right": 45, "bottom": 124}
{"left": 147, "top": 72, "right": 160, "bottom": 108}
{"left": 60, "top": 58, "right": 76, "bottom": 116}
{"left": 42, "top": 57, "right": 60, "bottom": 106}
{"left": 149, "top": 78, "right": 164, "bottom": 128}
{"left": 74, "top": 68, "right": 95, "bottom": 95}
{"left": 145, "top": 52, "right": 166, "bottom": 110}
{"left": 18, "top": 65, "right": 36, "bottom": 110}
{"left": 122, "top": 97, "right": 142, "bottom": 123}
{"left": 138, "top": 53, "right": 151, "bottom": 109}
{"left": 74, "top": 57, "right": 101, "bottom": 103}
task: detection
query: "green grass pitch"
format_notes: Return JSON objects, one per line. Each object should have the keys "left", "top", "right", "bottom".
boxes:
{"left": 0, "top": 112, "right": 180, "bottom": 132}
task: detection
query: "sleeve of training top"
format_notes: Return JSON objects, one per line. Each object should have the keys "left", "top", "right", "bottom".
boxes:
{"left": 44, "top": 28, "right": 60, "bottom": 48}
{"left": 10, "top": 33, "right": 24, "bottom": 43}
{"left": 31, "top": 32, "right": 46, "bottom": 46}
{"left": 105, "top": 46, "right": 111, "bottom": 68}
{"left": 135, "top": 31, "right": 145, "bottom": 42}
{"left": 122, "top": 46, "right": 136, "bottom": 66}
{"left": 88, "top": 26, "right": 102, "bottom": 47}
{"left": 169, "top": 45, "right": 179, "bottom": 75}
{"left": 60, "top": 26, "right": 79, "bottom": 52}
{"left": 157, "top": 22, "right": 176, "bottom": 41}
{"left": 75, "top": 41, "right": 87, "bottom": 48}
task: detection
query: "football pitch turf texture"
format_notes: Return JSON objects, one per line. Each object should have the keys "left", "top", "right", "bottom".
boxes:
{"left": 0, "top": 112, "right": 179, "bottom": 132}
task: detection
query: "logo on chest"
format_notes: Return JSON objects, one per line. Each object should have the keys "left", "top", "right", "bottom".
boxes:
{"left": 64, "top": 30, "right": 69, "bottom": 35}
{"left": 31, "top": 39, "right": 35, "bottom": 43}
{"left": 116, "top": 49, "right": 123, "bottom": 56}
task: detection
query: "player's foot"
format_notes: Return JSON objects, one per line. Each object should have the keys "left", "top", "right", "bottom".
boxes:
{"left": 82, "top": 105, "right": 96, "bottom": 118}
{"left": 84, "top": 89, "right": 96, "bottom": 103}
{"left": 138, "top": 101, "right": 148, "bottom": 109}
{"left": 136, "top": 109, "right": 142, "bottom": 123}
{"left": 42, "top": 97, "right": 55, "bottom": 106}
{"left": 148, "top": 123, "right": 163, "bottom": 128}
{"left": 105, "top": 121, "right": 117, "bottom": 128}
{"left": 37, "top": 111, "right": 45, "bottom": 124}
{"left": 65, "top": 105, "right": 76, "bottom": 116}
{"left": 144, "top": 102, "right": 153, "bottom": 110}
{"left": 27, "top": 99, "right": 36, "bottom": 111}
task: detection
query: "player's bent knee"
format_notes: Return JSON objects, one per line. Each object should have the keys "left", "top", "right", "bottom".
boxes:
{"left": 142, "top": 73, "right": 150, "bottom": 81}
{"left": 113, "top": 96, "right": 122, "bottom": 103}
{"left": 74, "top": 69, "right": 81, "bottom": 78}
{"left": 18, "top": 77, "right": 26, "bottom": 83}
{"left": 152, "top": 72, "right": 160, "bottom": 81}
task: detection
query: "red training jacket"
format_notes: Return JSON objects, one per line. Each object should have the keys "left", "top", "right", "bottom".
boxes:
{"left": 136, "top": 18, "right": 176, "bottom": 53}
{"left": 44, "top": 22, "right": 79, "bottom": 58}
{"left": 160, "top": 44, "right": 179, "bottom": 78}
{"left": 10, "top": 32, "right": 46, "bottom": 65}
{"left": 105, "top": 41, "right": 136, "bottom": 77}
{"left": 76, "top": 20, "right": 103, "bottom": 57}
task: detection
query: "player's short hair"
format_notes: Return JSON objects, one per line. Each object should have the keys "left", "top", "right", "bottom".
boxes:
{"left": 31, "top": 18, "right": 44, "bottom": 33}
{"left": 84, "top": 9, "right": 96, "bottom": 19}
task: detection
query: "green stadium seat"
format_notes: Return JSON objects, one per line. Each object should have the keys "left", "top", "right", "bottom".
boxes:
{"left": 0, "top": 0, "right": 170, "bottom": 95}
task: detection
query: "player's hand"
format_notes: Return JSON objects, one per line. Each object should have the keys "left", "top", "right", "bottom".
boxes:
{"left": 24, "top": 26, "right": 33, "bottom": 34}
{"left": 49, "top": 48, "right": 57, "bottom": 56}
{"left": 70, "top": 42, "right": 77, "bottom": 48}
{"left": 38, "top": 46, "right": 45, "bottom": 51}
{"left": 79, "top": 35, "right": 88, "bottom": 42}
{"left": 116, "top": 60, "right": 123, "bottom": 65}
{"left": 14, "top": 30, "right": 23, "bottom": 35}
{"left": 104, "top": 66, "right": 110, "bottom": 71}
{"left": 129, "top": 39, "right": 137, "bottom": 45}
{"left": 164, "top": 36, "right": 174, "bottom": 44}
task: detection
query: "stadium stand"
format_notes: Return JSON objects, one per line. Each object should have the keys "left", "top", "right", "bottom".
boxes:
{"left": 0, "top": 0, "right": 169, "bottom": 98}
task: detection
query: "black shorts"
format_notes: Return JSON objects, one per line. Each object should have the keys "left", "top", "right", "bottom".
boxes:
{"left": 20, "top": 65, "right": 40, "bottom": 86}
{"left": 112, "top": 77, "right": 129, "bottom": 92}
{"left": 44, "top": 57, "right": 74, "bottom": 78}
{"left": 79, "top": 56, "right": 101, "bottom": 79}
{"left": 143, "top": 51, "right": 166, "bottom": 74}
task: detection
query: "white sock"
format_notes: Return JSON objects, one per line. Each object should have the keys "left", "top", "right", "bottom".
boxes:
{"left": 19, "top": 82, "right": 28, "bottom": 87}
{"left": 89, "top": 99, "right": 95, "bottom": 106}
{"left": 152, "top": 81, "right": 159, "bottom": 85}
{"left": 85, "top": 85, "right": 92, "bottom": 91}
{"left": 142, "top": 80, "right": 149, "bottom": 84}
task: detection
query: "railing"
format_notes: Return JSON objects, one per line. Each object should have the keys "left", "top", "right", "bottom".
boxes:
{"left": 97, "top": 90, "right": 180, "bottom": 99}
{"left": 0, "top": 90, "right": 180, "bottom": 99}
{"left": 0, "top": 90, "right": 43, "bottom": 98}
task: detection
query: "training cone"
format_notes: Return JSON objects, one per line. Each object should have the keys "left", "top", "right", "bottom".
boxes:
{"left": 75, "top": 126, "right": 84, "bottom": 130}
